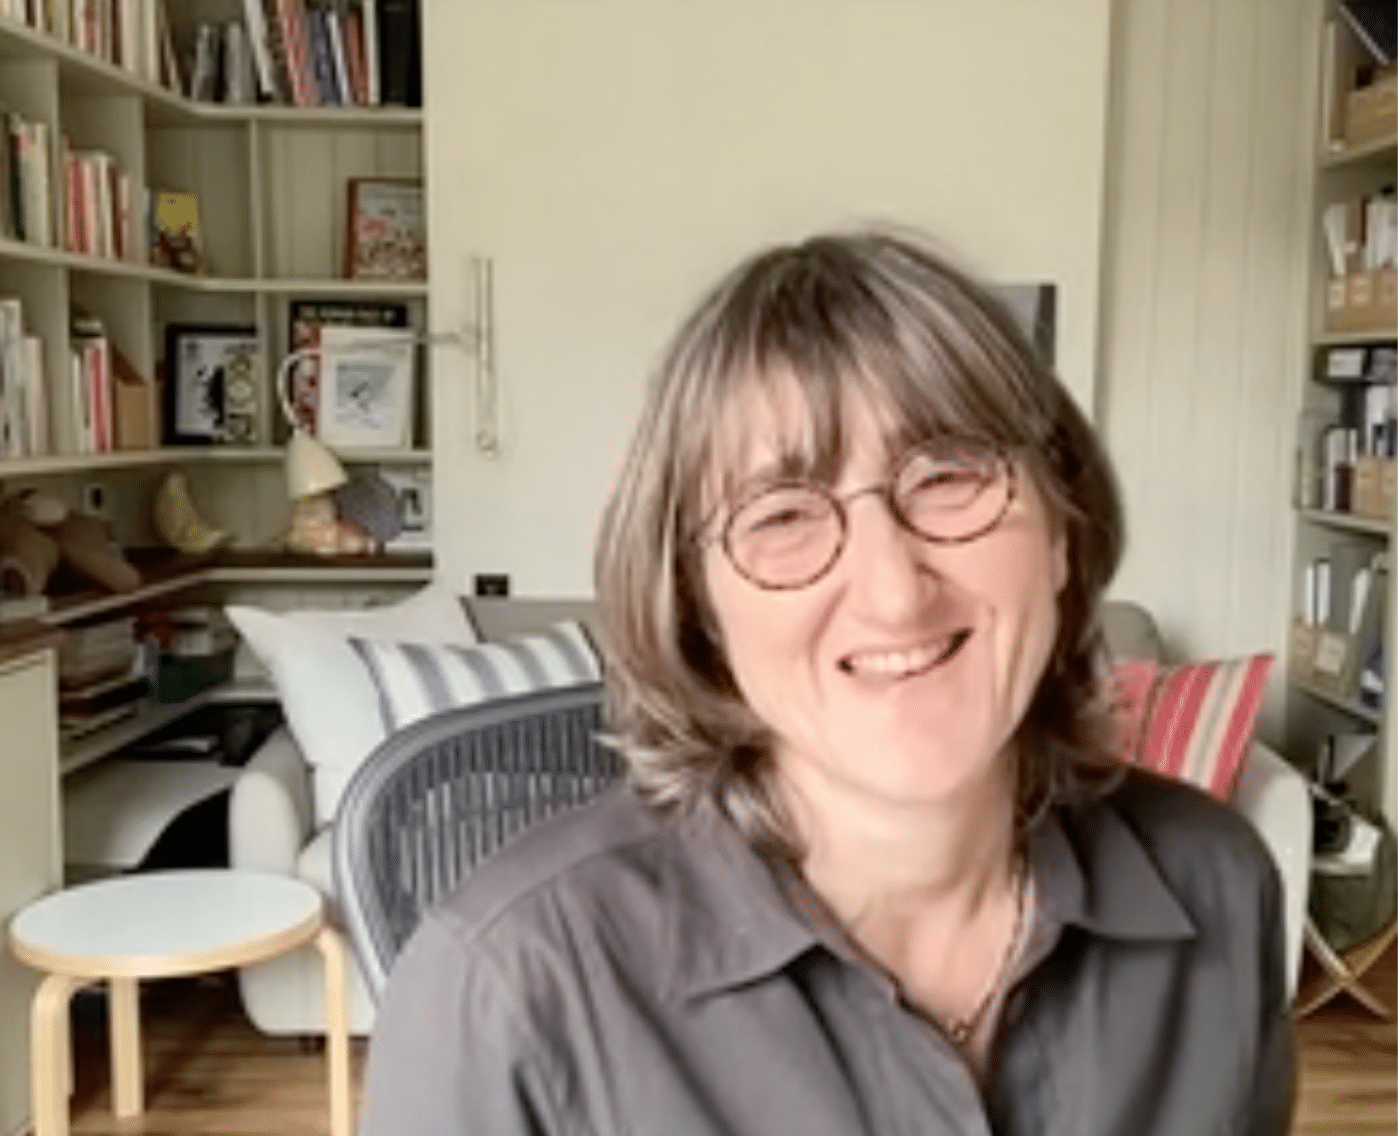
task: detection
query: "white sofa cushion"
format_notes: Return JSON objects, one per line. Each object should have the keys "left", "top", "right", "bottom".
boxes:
{"left": 227, "top": 582, "right": 479, "bottom": 825}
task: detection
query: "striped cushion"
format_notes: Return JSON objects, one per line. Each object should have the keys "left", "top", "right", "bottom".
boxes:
{"left": 350, "top": 621, "right": 601, "bottom": 734}
{"left": 1113, "top": 654, "right": 1273, "bottom": 800}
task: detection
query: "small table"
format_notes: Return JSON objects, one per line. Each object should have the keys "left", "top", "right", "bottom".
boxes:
{"left": 8, "top": 870, "right": 352, "bottom": 1136}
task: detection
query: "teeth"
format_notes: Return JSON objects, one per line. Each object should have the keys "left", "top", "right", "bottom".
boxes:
{"left": 844, "top": 634, "right": 964, "bottom": 678}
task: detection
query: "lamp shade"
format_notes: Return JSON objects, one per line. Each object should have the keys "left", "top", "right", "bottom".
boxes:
{"left": 285, "top": 427, "right": 348, "bottom": 499}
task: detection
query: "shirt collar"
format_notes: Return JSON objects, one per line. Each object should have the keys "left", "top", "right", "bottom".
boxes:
{"left": 663, "top": 783, "right": 1196, "bottom": 1002}
{"left": 1027, "top": 794, "right": 1197, "bottom": 943}
{"left": 663, "top": 798, "right": 818, "bottom": 1002}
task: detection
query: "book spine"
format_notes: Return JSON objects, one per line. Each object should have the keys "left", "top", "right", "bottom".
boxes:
{"left": 22, "top": 333, "right": 45, "bottom": 455}
{"left": 258, "top": 0, "right": 293, "bottom": 103}
{"left": 304, "top": 6, "right": 340, "bottom": 105}
{"left": 242, "top": 0, "right": 280, "bottom": 101}
{"left": 96, "top": 152, "right": 114, "bottom": 258}
{"left": 79, "top": 152, "right": 97, "bottom": 256}
{"left": 325, "top": 4, "right": 352, "bottom": 105}
{"left": 375, "top": 0, "right": 419, "bottom": 107}
{"left": 190, "top": 21, "right": 220, "bottom": 102}
{"left": 29, "top": 119, "right": 51, "bottom": 246}
{"left": 115, "top": 167, "right": 131, "bottom": 260}
{"left": 343, "top": 4, "right": 367, "bottom": 104}
{"left": 7, "top": 114, "right": 25, "bottom": 243}
{"left": 3, "top": 331, "right": 26, "bottom": 457}
{"left": 116, "top": 0, "right": 140, "bottom": 73}
{"left": 62, "top": 141, "right": 79, "bottom": 252}
{"left": 0, "top": 306, "right": 13, "bottom": 459}
{"left": 360, "top": 0, "right": 378, "bottom": 104}
{"left": 224, "top": 19, "right": 258, "bottom": 104}
{"left": 279, "top": 0, "right": 318, "bottom": 106}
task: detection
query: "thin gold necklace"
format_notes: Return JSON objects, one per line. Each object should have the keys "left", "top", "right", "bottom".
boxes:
{"left": 943, "top": 857, "right": 1029, "bottom": 1046}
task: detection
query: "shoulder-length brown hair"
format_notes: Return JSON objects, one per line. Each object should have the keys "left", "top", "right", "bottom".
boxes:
{"left": 595, "top": 227, "right": 1125, "bottom": 858}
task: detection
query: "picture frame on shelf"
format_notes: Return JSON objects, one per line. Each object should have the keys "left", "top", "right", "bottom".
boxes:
{"left": 162, "top": 324, "right": 262, "bottom": 445}
{"left": 288, "top": 299, "right": 410, "bottom": 433}
{"left": 379, "top": 466, "right": 433, "bottom": 551}
{"left": 149, "top": 189, "right": 207, "bottom": 275}
{"left": 344, "top": 178, "right": 426, "bottom": 281}
{"left": 314, "top": 325, "right": 414, "bottom": 449}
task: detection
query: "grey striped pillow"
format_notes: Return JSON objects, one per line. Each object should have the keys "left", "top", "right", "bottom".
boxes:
{"left": 348, "top": 621, "right": 601, "bottom": 734}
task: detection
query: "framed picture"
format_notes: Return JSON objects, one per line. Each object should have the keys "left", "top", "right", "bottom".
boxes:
{"left": 287, "top": 299, "right": 410, "bottom": 433}
{"left": 315, "top": 324, "right": 415, "bottom": 449}
{"left": 345, "top": 178, "right": 426, "bottom": 281}
{"left": 379, "top": 466, "right": 433, "bottom": 550}
{"left": 163, "top": 323, "right": 262, "bottom": 445}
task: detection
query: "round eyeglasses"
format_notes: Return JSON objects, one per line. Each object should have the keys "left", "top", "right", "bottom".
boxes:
{"left": 710, "top": 445, "right": 1017, "bottom": 591}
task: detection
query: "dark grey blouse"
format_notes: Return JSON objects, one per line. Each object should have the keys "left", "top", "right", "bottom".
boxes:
{"left": 361, "top": 769, "right": 1294, "bottom": 1136}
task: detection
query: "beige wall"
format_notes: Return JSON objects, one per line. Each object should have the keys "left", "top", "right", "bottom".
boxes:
{"left": 424, "top": 0, "right": 1112, "bottom": 597}
{"left": 423, "top": 0, "right": 1321, "bottom": 750}
{"left": 1097, "top": 0, "right": 1318, "bottom": 741}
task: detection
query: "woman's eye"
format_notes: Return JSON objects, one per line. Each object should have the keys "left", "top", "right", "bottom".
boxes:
{"left": 910, "top": 465, "right": 980, "bottom": 493}
{"left": 752, "top": 502, "right": 821, "bottom": 530}
{"left": 736, "top": 490, "right": 827, "bottom": 536}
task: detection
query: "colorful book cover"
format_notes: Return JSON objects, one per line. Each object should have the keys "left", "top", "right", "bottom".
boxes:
{"left": 149, "top": 189, "right": 204, "bottom": 273}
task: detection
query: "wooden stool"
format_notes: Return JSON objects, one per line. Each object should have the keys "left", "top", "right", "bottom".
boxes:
{"left": 8, "top": 869, "right": 352, "bottom": 1136}
{"left": 1295, "top": 914, "right": 1398, "bottom": 1019}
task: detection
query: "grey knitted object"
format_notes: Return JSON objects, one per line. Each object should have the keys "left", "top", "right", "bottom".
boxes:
{"left": 333, "top": 472, "right": 404, "bottom": 544}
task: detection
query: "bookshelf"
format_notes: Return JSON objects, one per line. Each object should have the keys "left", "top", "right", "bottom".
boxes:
{"left": 0, "top": 4, "right": 428, "bottom": 1129}
{"left": 0, "top": 2, "right": 431, "bottom": 549}
{"left": 1286, "top": 4, "right": 1396, "bottom": 825}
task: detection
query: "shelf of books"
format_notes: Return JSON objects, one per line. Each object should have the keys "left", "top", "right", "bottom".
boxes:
{"left": 1288, "top": 2, "right": 1395, "bottom": 822}
{"left": 0, "top": 0, "right": 428, "bottom": 466}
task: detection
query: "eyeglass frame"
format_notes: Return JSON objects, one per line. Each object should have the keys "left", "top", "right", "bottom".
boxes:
{"left": 695, "top": 444, "right": 1020, "bottom": 591}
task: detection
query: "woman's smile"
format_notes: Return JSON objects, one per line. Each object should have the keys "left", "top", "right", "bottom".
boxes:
{"left": 837, "top": 628, "right": 972, "bottom": 680}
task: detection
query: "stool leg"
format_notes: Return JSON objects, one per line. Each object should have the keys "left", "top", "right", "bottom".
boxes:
{"left": 315, "top": 927, "right": 353, "bottom": 1136}
{"left": 30, "top": 973, "right": 83, "bottom": 1136}
{"left": 108, "top": 977, "right": 142, "bottom": 1118}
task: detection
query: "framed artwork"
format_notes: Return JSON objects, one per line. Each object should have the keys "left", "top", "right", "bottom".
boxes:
{"left": 345, "top": 178, "right": 426, "bottom": 281}
{"left": 287, "top": 299, "right": 410, "bottom": 433}
{"left": 163, "top": 324, "right": 261, "bottom": 445}
{"left": 314, "top": 324, "right": 415, "bottom": 449}
{"left": 379, "top": 466, "right": 433, "bottom": 550}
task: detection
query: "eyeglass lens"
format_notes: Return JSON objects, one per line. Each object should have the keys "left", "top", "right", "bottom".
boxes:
{"left": 723, "top": 447, "right": 1010, "bottom": 589}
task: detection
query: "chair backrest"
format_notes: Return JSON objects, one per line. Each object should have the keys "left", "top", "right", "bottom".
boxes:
{"left": 332, "top": 682, "right": 623, "bottom": 998}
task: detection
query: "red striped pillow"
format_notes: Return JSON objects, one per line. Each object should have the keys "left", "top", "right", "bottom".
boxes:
{"left": 1112, "top": 654, "right": 1273, "bottom": 800}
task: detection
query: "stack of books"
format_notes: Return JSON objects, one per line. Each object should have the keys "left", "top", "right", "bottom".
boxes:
{"left": 57, "top": 615, "right": 146, "bottom": 742}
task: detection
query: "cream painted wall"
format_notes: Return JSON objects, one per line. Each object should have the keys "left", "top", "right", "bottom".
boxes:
{"left": 424, "top": 0, "right": 1112, "bottom": 597}
{"left": 1096, "top": 0, "right": 1318, "bottom": 743}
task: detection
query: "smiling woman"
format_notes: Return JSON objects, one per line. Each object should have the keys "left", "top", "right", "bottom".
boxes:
{"left": 360, "top": 228, "right": 1296, "bottom": 1136}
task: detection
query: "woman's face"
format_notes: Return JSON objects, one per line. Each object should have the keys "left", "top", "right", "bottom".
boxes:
{"left": 700, "top": 374, "right": 1068, "bottom": 818}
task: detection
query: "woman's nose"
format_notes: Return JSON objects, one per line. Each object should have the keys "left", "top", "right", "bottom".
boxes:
{"left": 838, "top": 492, "right": 937, "bottom": 619}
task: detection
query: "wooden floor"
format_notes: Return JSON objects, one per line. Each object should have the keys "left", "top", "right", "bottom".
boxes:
{"left": 58, "top": 952, "right": 1396, "bottom": 1135}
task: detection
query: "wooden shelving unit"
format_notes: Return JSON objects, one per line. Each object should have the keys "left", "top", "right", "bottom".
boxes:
{"left": 1285, "top": 5, "right": 1396, "bottom": 826}
{"left": 0, "top": 7, "right": 431, "bottom": 1132}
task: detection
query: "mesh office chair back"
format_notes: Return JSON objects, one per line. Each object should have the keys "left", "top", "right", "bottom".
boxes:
{"left": 332, "top": 682, "right": 623, "bottom": 998}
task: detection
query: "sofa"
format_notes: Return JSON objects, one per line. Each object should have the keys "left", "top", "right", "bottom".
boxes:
{"left": 227, "top": 596, "right": 1312, "bottom": 1037}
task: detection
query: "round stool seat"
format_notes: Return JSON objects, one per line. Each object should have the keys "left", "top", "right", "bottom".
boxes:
{"left": 11, "top": 870, "right": 323, "bottom": 979}
{"left": 9, "top": 869, "right": 351, "bottom": 1136}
